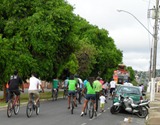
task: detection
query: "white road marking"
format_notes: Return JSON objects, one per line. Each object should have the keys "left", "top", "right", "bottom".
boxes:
{"left": 81, "top": 123, "right": 87, "bottom": 125}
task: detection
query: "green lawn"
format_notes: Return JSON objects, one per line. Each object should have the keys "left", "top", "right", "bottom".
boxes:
{"left": 0, "top": 91, "right": 64, "bottom": 107}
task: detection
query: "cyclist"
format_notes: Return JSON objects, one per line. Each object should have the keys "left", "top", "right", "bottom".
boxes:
{"left": 93, "top": 76, "right": 102, "bottom": 111}
{"left": 52, "top": 77, "right": 60, "bottom": 100}
{"left": 80, "top": 77, "right": 96, "bottom": 116}
{"left": 75, "top": 76, "right": 83, "bottom": 104}
{"left": 63, "top": 77, "right": 69, "bottom": 97}
{"left": 8, "top": 70, "right": 24, "bottom": 103}
{"left": 67, "top": 75, "right": 77, "bottom": 109}
{"left": 28, "top": 73, "right": 44, "bottom": 105}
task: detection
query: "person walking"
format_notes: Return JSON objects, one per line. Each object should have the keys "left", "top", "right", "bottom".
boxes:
{"left": 109, "top": 79, "right": 116, "bottom": 99}
{"left": 93, "top": 77, "right": 102, "bottom": 112}
{"left": 99, "top": 93, "right": 106, "bottom": 112}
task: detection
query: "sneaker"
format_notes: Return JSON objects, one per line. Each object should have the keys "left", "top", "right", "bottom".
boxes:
{"left": 80, "top": 112, "right": 84, "bottom": 116}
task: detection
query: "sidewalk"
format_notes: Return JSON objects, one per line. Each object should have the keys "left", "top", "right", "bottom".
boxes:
{"left": 145, "top": 93, "right": 160, "bottom": 125}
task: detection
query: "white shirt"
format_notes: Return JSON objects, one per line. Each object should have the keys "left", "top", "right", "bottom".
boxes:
{"left": 139, "top": 86, "right": 143, "bottom": 92}
{"left": 77, "top": 78, "right": 83, "bottom": 88}
{"left": 110, "top": 80, "right": 116, "bottom": 88}
{"left": 28, "top": 76, "right": 41, "bottom": 90}
{"left": 99, "top": 95, "right": 106, "bottom": 103}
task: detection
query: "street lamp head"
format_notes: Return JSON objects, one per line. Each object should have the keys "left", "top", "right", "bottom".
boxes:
{"left": 116, "top": 9, "right": 154, "bottom": 37}
{"left": 117, "top": 9, "right": 122, "bottom": 12}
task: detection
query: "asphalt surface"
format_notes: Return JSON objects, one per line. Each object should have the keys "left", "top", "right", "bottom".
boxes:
{"left": 0, "top": 95, "right": 146, "bottom": 125}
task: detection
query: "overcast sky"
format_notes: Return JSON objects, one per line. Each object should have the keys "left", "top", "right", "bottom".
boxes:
{"left": 66, "top": 0, "right": 160, "bottom": 71}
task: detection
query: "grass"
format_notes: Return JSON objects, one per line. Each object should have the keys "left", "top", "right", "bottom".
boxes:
{"left": 0, "top": 91, "right": 64, "bottom": 107}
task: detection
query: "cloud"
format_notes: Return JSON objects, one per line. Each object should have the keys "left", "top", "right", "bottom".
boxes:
{"left": 66, "top": 0, "right": 159, "bottom": 71}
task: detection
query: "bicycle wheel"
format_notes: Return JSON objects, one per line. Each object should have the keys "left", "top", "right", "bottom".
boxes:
{"left": 63, "top": 89, "right": 67, "bottom": 99}
{"left": 7, "top": 100, "right": 13, "bottom": 118}
{"left": 55, "top": 91, "right": 58, "bottom": 100}
{"left": 26, "top": 102, "right": 33, "bottom": 118}
{"left": 14, "top": 98, "right": 20, "bottom": 115}
{"left": 52, "top": 89, "right": 56, "bottom": 101}
{"left": 89, "top": 102, "right": 94, "bottom": 118}
{"left": 36, "top": 101, "right": 40, "bottom": 115}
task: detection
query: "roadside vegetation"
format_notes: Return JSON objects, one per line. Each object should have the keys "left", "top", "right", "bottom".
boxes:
{"left": 0, "top": 0, "right": 136, "bottom": 100}
{"left": 0, "top": 91, "right": 63, "bottom": 107}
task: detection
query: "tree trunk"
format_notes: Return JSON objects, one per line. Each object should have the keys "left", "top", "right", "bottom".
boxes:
{"left": 3, "top": 83, "right": 6, "bottom": 101}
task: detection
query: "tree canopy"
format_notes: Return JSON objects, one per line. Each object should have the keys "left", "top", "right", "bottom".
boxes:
{"left": 0, "top": 0, "right": 124, "bottom": 88}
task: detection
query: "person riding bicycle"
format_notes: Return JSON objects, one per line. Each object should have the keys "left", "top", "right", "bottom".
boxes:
{"left": 8, "top": 70, "right": 24, "bottom": 103}
{"left": 67, "top": 75, "right": 77, "bottom": 109}
{"left": 63, "top": 77, "right": 69, "bottom": 97}
{"left": 80, "top": 77, "right": 96, "bottom": 116}
{"left": 75, "top": 75, "right": 83, "bottom": 104}
{"left": 28, "top": 73, "right": 44, "bottom": 105}
{"left": 52, "top": 77, "right": 60, "bottom": 100}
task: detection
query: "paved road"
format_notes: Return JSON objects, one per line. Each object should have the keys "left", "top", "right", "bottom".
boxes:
{"left": 0, "top": 96, "right": 145, "bottom": 125}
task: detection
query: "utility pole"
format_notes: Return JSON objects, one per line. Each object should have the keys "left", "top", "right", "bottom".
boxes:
{"left": 152, "top": 1, "right": 159, "bottom": 78}
{"left": 117, "top": 1, "right": 159, "bottom": 101}
{"left": 149, "top": 48, "right": 152, "bottom": 81}
{"left": 149, "top": 0, "right": 159, "bottom": 101}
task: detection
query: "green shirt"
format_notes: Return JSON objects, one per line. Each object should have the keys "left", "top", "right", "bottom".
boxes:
{"left": 85, "top": 82, "right": 95, "bottom": 94}
{"left": 68, "top": 80, "right": 77, "bottom": 91}
{"left": 93, "top": 80, "right": 102, "bottom": 92}
{"left": 52, "top": 79, "right": 59, "bottom": 89}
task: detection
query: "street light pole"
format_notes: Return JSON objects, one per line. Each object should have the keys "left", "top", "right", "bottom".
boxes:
{"left": 152, "top": 0, "right": 159, "bottom": 79}
{"left": 117, "top": 9, "right": 154, "bottom": 37}
{"left": 150, "top": 0, "right": 159, "bottom": 101}
{"left": 117, "top": 6, "right": 159, "bottom": 101}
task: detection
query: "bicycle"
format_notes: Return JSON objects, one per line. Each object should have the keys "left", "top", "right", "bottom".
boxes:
{"left": 84, "top": 100, "right": 97, "bottom": 119}
{"left": 7, "top": 90, "right": 21, "bottom": 118}
{"left": 63, "top": 87, "right": 68, "bottom": 99}
{"left": 70, "top": 94, "right": 75, "bottom": 114}
{"left": 52, "top": 88, "right": 58, "bottom": 101}
{"left": 26, "top": 93, "right": 40, "bottom": 118}
{"left": 76, "top": 89, "right": 82, "bottom": 104}
{"left": 102, "top": 89, "right": 108, "bottom": 103}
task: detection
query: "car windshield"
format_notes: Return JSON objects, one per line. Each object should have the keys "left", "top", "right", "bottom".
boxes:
{"left": 118, "top": 86, "right": 140, "bottom": 95}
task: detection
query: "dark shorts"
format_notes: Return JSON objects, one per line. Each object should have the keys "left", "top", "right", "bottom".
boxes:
{"left": 85, "top": 94, "right": 96, "bottom": 101}
{"left": 110, "top": 88, "right": 115, "bottom": 94}
{"left": 9, "top": 90, "right": 20, "bottom": 99}
{"left": 68, "top": 90, "right": 76, "bottom": 97}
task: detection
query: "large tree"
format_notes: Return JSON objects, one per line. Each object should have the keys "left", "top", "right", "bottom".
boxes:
{"left": 0, "top": 0, "right": 124, "bottom": 96}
